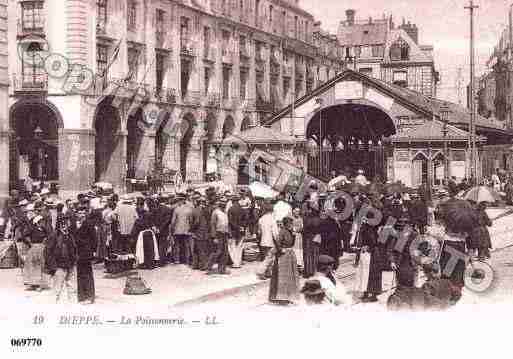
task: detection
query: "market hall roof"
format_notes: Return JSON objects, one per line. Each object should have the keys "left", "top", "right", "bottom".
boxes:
{"left": 264, "top": 69, "right": 512, "bottom": 138}
{"left": 389, "top": 119, "right": 486, "bottom": 143}
{"left": 222, "top": 126, "right": 297, "bottom": 145}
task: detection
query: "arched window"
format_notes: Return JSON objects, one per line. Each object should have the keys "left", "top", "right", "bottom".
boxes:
{"left": 390, "top": 37, "right": 409, "bottom": 61}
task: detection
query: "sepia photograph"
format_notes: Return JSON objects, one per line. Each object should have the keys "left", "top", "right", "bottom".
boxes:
{"left": 0, "top": 0, "right": 512, "bottom": 356}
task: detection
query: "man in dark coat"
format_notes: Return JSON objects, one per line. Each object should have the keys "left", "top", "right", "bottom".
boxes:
{"left": 72, "top": 207, "right": 98, "bottom": 304}
{"left": 190, "top": 197, "right": 210, "bottom": 270}
{"left": 228, "top": 195, "right": 244, "bottom": 268}
{"left": 408, "top": 193, "right": 428, "bottom": 234}
{"left": 150, "top": 197, "right": 173, "bottom": 266}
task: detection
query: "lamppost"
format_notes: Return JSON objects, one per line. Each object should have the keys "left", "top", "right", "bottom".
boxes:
{"left": 440, "top": 105, "right": 451, "bottom": 182}
{"left": 315, "top": 97, "right": 323, "bottom": 178}
{"left": 33, "top": 126, "right": 43, "bottom": 180}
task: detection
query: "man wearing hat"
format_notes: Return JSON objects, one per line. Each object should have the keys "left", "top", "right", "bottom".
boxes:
{"left": 190, "top": 195, "right": 209, "bottom": 270}
{"left": 227, "top": 194, "right": 244, "bottom": 268}
{"left": 149, "top": 195, "right": 173, "bottom": 266}
{"left": 72, "top": 206, "right": 97, "bottom": 304}
{"left": 170, "top": 193, "right": 193, "bottom": 265}
{"left": 207, "top": 198, "right": 230, "bottom": 275}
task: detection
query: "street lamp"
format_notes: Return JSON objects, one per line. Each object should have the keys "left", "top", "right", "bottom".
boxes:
{"left": 315, "top": 97, "right": 324, "bottom": 178}
{"left": 440, "top": 106, "right": 451, "bottom": 182}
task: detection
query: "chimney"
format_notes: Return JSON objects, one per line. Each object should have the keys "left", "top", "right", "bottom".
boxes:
{"left": 346, "top": 9, "right": 355, "bottom": 26}
{"left": 399, "top": 20, "right": 419, "bottom": 44}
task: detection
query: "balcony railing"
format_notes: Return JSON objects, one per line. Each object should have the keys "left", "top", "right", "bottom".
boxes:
{"left": 17, "top": 19, "right": 45, "bottom": 37}
{"left": 203, "top": 47, "right": 216, "bottom": 62}
{"left": 181, "top": 40, "right": 196, "bottom": 56}
{"left": 205, "top": 92, "right": 220, "bottom": 107}
{"left": 12, "top": 73, "right": 48, "bottom": 92}
{"left": 155, "top": 87, "right": 177, "bottom": 104}
{"left": 183, "top": 91, "right": 201, "bottom": 106}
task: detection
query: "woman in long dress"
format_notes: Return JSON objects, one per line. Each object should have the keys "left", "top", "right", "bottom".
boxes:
{"left": 354, "top": 203, "right": 383, "bottom": 303}
{"left": 469, "top": 202, "right": 492, "bottom": 260}
{"left": 269, "top": 217, "right": 299, "bottom": 304}
{"left": 302, "top": 200, "right": 322, "bottom": 278}
{"left": 23, "top": 215, "right": 49, "bottom": 291}
{"left": 291, "top": 208, "right": 303, "bottom": 271}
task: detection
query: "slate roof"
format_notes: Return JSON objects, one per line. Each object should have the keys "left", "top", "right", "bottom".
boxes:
{"left": 390, "top": 119, "right": 485, "bottom": 142}
{"left": 265, "top": 69, "right": 511, "bottom": 136}
{"left": 337, "top": 22, "right": 388, "bottom": 46}
{"left": 223, "top": 126, "right": 296, "bottom": 144}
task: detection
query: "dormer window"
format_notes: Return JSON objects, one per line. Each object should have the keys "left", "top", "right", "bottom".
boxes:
{"left": 390, "top": 37, "right": 409, "bottom": 61}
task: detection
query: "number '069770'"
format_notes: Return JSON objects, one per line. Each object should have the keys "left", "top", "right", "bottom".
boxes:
{"left": 10, "top": 338, "right": 42, "bottom": 347}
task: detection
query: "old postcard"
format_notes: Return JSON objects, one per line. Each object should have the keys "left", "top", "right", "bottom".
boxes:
{"left": 0, "top": 0, "right": 511, "bottom": 357}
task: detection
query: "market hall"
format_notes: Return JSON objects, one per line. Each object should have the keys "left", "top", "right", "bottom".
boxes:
{"left": 260, "top": 69, "right": 512, "bottom": 187}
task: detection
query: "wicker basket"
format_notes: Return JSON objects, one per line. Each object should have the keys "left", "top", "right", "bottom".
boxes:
{"left": 105, "top": 256, "right": 135, "bottom": 274}
{"left": 0, "top": 243, "right": 18, "bottom": 269}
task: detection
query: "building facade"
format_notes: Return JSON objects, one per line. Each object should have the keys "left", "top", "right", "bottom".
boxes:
{"left": 337, "top": 9, "right": 439, "bottom": 98}
{"left": 1, "top": 0, "right": 344, "bottom": 198}
{"left": 0, "top": 0, "right": 8, "bottom": 203}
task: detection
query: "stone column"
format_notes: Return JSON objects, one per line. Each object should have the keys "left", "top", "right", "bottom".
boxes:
{"left": 58, "top": 129, "right": 96, "bottom": 199}
{"left": 132, "top": 131, "right": 156, "bottom": 178}
{"left": 185, "top": 120, "right": 206, "bottom": 183}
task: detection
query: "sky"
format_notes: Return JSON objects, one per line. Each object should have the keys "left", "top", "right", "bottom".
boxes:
{"left": 300, "top": 0, "right": 511, "bottom": 105}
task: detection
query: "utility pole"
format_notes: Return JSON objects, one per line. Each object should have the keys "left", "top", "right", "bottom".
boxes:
{"left": 455, "top": 67, "right": 463, "bottom": 105}
{"left": 465, "top": 0, "right": 479, "bottom": 182}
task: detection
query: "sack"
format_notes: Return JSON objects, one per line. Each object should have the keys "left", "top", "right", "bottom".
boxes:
{"left": 312, "top": 234, "right": 322, "bottom": 244}
{"left": 123, "top": 272, "right": 152, "bottom": 295}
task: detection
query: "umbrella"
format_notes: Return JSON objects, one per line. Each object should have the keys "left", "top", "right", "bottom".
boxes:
{"left": 439, "top": 199, "right": 479, "bottom": 234}
{"left": 365, "top": 182, "right": 384, "bottom": 195}
{"left": 463, "top": 186, "right": 502, "bottom": 203}
{"left": 248, "top": 182, "right": 278, "bottom": 199}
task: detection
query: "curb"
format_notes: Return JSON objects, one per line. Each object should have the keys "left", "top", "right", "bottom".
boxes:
{"left": 172, "top": 257, "right": 356, "bottom": 308}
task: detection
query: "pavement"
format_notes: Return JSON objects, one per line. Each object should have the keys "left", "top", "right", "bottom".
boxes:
{"left": 0, "top": 206, "right": 513, "bottom": 313}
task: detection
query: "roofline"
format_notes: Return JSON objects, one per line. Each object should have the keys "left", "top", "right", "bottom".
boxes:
{"left": 264, "top": 69, "right": 435, "bottom": 126}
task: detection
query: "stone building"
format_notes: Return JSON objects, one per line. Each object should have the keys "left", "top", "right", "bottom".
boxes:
{"left": 337, "top": 9, "right": 439, "bottom": 98}
{"left": 0, "top": 0, "right": 8, "bottom": 203}
{"left": 1, "top": 0, "right": 344, "bottom": 199}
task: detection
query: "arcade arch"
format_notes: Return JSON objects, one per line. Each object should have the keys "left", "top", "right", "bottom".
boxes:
{"left": 9, "top": 100, "right": 63, "bottom": 189}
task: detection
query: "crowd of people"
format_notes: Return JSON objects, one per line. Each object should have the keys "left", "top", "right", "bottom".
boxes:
{"left": 0, "top": 167, "right": 496, "bottom": 309}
